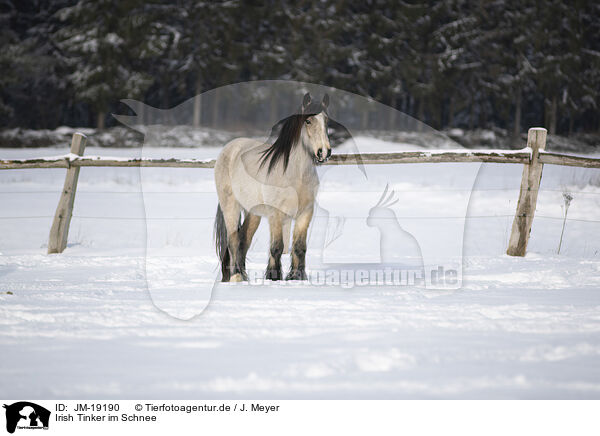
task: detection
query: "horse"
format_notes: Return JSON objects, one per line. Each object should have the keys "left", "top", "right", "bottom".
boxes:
{"left": 214, "top": 92, "right": 331, "bottom": 282}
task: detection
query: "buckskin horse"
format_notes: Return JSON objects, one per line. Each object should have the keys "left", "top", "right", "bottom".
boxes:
{"left": 214, "top": 93, "right": 331, "bottom": 282}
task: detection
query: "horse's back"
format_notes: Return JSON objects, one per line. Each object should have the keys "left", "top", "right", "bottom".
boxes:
{"left": 216, "top": 137, "right": 260, "bottom": 171}
{"left": 215, "top": 137, "right": 265, "bottom": 210}
{"left": 215, "top": 137, "right": 261, "bottom": 184}
{"left": 215, "top": 137, "right": 302, "bottom": 218}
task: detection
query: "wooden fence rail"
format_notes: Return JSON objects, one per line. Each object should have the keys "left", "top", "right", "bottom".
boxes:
{"left": 1, "top": 127, "right": 598, "bottom": 255}
{"left": 3, "top": 150, "right": 600, "bottom": 170}
{"left": 0, "top": 149, "right": 537, "bottom": 169}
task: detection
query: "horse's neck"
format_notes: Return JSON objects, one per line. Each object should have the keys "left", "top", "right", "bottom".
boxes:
{"left": 288, "top": 141, "right": 317, "bottom": 182}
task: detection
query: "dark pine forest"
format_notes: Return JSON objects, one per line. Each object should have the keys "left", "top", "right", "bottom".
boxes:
{"left": 1, "top": 0, "right": 599, "bottom": 137}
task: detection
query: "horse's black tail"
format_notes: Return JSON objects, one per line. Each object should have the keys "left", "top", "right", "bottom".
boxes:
{"left": 214, "top": 205, "right": 230, "bottom": 282}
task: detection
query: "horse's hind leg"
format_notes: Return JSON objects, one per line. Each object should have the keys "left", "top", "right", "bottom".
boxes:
{"left": 222, "top": 201, "right": 245, "bottom": 282}
{"left": 266, "top": 214, "right": 284, "bottom": 281}
{"left": 287, "top": 206, "right": 313, "bottom": 280}
{"left": 239, "top": 211, "right": 261, "bottom": 275}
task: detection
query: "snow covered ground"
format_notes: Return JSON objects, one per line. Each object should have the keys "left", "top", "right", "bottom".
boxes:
{"left": 1, "top": 136, "right": 600, "bottom": 399}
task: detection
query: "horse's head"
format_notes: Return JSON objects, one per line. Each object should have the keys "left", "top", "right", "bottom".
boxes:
{"left": 300, "top": 93, "right": 331, "bottom": 164}
{"left": 367, "top": 184, "right": 399, "bottom": 227}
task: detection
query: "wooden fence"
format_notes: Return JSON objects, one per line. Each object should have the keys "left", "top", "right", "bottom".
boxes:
{"left": 1, "top": 127, "right": 599, "bottom": 255}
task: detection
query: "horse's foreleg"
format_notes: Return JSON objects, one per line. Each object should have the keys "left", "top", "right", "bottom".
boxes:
{"left": 282, "top": 217, "right": 292, "bottom": 254}
{"left": 287, "top": 206, "right": 313, "bottom": 280}
{"left": 266, "top": 215, "right": 284, "bottom": 281}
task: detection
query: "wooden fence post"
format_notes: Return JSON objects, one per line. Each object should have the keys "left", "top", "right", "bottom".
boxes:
{"left": 507, "top": 127, "right": 547, "bottom": 256}
{"left": 47, "top": 132, "right": 87, "bottom": 254}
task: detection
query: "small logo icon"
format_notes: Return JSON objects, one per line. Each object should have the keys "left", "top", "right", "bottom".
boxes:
{"left": 3, "top": 402, "right": 50, "bottom": 434}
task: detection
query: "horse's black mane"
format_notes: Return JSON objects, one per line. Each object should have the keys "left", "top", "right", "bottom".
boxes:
{"left": 260, "top": 100, "right": 327, "bottom": 174}
{"left": 260, "top": 114, "right": 306, "bottom": 174}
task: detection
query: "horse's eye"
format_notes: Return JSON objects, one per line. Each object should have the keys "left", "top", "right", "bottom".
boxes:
{"left": 305, "top": 119, "right": 311, "bottom": 125}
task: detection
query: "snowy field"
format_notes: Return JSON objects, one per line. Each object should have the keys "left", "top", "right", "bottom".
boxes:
{"left": 1, "top": 136, "right": 600, "bottom": 399}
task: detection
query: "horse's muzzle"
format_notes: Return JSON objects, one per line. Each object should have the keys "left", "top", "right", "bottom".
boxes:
{"left": 316, "top": 148, "right": 331, "bottom": 163}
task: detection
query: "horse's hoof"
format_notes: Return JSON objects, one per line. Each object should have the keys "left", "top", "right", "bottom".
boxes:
{"left": 265, "top": 269, "right": 283, "bottom": 281}
{"left": 229, "top": 273, "right": 243, "bottom": 282}
{"left": 286, "top": 270, "right": 307, "bottom": 281}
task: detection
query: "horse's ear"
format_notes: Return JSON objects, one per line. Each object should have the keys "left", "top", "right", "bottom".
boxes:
{"left": 322, "top": 94, "right": 329, "bottom": 109}
{"left": 302, "top": 93, "right": 312, "bottom": 113}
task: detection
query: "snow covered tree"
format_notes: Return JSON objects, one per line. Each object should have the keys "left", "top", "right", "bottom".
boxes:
{"left": 53, "top": 0, "right": 157, "bottom": 128}
{"left": 0, "top": 0, "right": 22, "bottom": 123}
{"left": 0, "top": 0, "right": 73, "bottom": 128}
{"left": 0, "top": 0, "right": 598, "bottom": 134}
{"left": 173, "top": 1, "right": 240, "bottom": 126}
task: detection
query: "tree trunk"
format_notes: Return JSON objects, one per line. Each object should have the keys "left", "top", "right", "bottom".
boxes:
{"left": 212, "top": 87, "right": 220, "bottom": 128}
{"left": 568, "top": 114, "right": 574, "bottom": 137}
{"left": 361, "top": 109, "right": 368, "bottom": 130}
{"left": 97, "top": 111, "right": 105, "bottom": 129}
{"left": 270, "top": 94, "right": 278, "bottom": 125}
{"left": 417, "top": 97, "right": 425, "bottom": 132}
{"left": 193, "top": 75, "right": 202, "bottom": 128}
{"left": 161, "top": 79, "right": 172, "bottom": 124}
{"left": 388, "top": 96, "right": 397, "bottom": 130}
{"left": 468, "top": 99, "right": 474, "bottom": 130}
{"left": 468, "top": 76, "right": 475, "bottom": 130}
{"left": 549, "top": 94, "right": 557, "bottom": 134}
{"left": 448, "top": 96, "right": 454, "bottom": 128}
{"left": 162, "top": 81, "right": 169, "bottom": 109}
{"left": 480, "top": 100, "right": 487, "bottom": 128}
{"left": 138, "top": 101, "right": 145, "bottom": 125}
{"left": 512, "top": 85, "right": 522, "bottom": 145}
